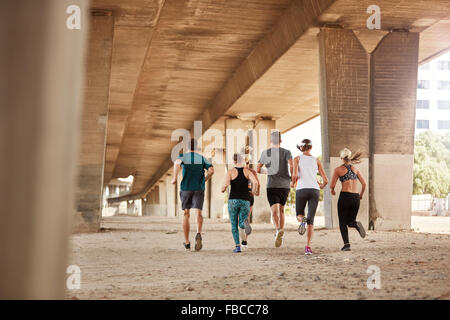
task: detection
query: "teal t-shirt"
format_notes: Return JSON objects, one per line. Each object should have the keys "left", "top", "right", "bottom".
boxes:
{"left": 178, "top": 152, "right": 212, "bottom": 191}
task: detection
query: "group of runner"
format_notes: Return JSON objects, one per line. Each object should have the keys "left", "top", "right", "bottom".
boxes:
{"left": 172, "top": 132, "right": 367, "bottom": 255}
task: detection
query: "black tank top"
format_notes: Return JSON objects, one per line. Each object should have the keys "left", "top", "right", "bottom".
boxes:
{"left": 229, "top": 167, "right": 250, "bottom": 201}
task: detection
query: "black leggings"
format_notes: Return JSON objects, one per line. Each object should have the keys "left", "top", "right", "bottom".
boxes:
{"left": 296, "top": 189, "right": 320, "bottom": 225}
{"left": 337, "top": 192, "right": 360, "bottom": 244}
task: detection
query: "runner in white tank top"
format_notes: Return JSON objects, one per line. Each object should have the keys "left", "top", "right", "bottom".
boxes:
{"left": 296, "top": 154, "right": 320, "bottom": 190}
{"left": 291, "top": 139, "right": 328, "bottom": 255}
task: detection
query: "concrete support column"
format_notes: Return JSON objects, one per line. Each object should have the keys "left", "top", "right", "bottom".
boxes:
{"left": 203, "top": 178, "right": 211, "bottom": 218}
{"left": 225, "top": 118, "right": 253, "bottom": 169}
{"left": 158, "top": 180, "right": 167, "bottom": 216}
{"left": 176, "top": 170, "right": 183, "bottom": 216}
{"left": 318, "top": 28, "right": 418, "bottom": 231}
{"left": 370, "top": 32, "right": 419, "bottom": 230}
{"left": 166, "top": 174, "right": 177, "bottom": 217}
{"left": 318, "top": 28, "right": 370, "bottom": 230}
{"left": 149, "top": 186, "right": 160, "bottom": 216}
{"left": 0, "top": 0, "right": 89, "bottom": 299}
{"left": 251, "top": 120, "right": 276, "bottom": 223}
{"left": 210, "top": 161, "right": 226, "bottom": 219}
{"left": 127, "top": 200, "right": 135, "bottom": 215}
{"left": 75, "top": 12, "right": 114, "bottom": 232}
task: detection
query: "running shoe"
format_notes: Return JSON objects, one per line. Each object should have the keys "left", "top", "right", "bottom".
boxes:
{"left": 243, "top": 218, "right": 252, "bottom": 235}
{"left": 195, "top": 233, "right": 202, "bottom": 251}
{"left": 275, "top": 229, "right": 284, "bottom": 248}
{"left": 241, "top": 240, "right": 248, "bottom": 249}
{"left": 183, "top": 242, "right": 191, "bottom": 251}
{"left": 341, "top": 244, "right": 351, "bottom": 251}
{"left": 233, "top": 246, "right": 242, "bottom": 253}
{"left": 298, "top": 216, "right": 307, "bottom": 235}
{"left": 305, "top": 246, "right": 312, "bottom": 255}
{"left": 355, "top": 221, "right": 366, "bottom": 238}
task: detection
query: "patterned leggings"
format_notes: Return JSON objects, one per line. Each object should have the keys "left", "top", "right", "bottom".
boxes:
{"left": 228, "top": 199, "right": 250, "bottom": 245}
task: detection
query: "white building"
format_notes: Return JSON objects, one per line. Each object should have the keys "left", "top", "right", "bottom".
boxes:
{"left": 416, "top": 51, "right": 450, "bottom": 134}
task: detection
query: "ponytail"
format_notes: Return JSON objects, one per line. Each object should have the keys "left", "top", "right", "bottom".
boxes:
{"left": 340, "top": 148, "right": 362, "bottom": 164}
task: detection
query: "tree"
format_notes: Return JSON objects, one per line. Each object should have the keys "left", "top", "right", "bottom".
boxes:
{"left": 413, "top": 131, "right": 450, "bottom": 198}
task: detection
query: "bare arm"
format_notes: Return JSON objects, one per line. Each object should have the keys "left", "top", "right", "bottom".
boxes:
{"left": 317, "top": 159, "right": 328, "bottom": 189}
{"left": 221, "top": 169, "right": 232, "bottom": 193}
{"left": 330, "top": 168, "right": 339, "bottom": 196}
{"left": 291, "top": 156, "right": 299, "bottom": 188}
{"left": 256, "top": 162, "right": 265, "bottom": 174}
{"left": 248, "top": 168, "right": 260, "bottom": 195}
{"left": 246, "top": 168, "right": 260, "bottom": 196}
{"left": 171, "top": 159, "right": 182, "bottom": 184}
{"left": 288, "top": 157, "right": 294, "bottom": 179}
{"left": 356, "top": 168, "right": 367, "bottom": 200}
{"left": 205, "top": 166, "right": 214, "bottom": 182}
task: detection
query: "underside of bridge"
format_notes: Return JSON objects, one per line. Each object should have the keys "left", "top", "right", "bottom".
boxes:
{"left": 73, "top": 0, "right": 450, "bottom": 232}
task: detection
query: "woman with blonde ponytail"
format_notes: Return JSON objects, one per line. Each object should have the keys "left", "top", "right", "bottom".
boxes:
{"left": 330, "top": 148, "right": 367, "bottom": 251}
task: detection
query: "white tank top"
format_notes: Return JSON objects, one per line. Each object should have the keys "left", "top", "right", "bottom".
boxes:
{"left": 296, "top": 154, "right": 320, "bottom": 190}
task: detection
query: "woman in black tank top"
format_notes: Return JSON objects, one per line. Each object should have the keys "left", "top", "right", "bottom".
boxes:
{"left": 229, "top": 167, "right": 251, "bottom": 201}
{"left": 222, "top": 154, "right": 259, "bottom": 253}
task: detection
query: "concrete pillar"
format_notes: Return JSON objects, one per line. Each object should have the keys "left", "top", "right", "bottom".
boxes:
{"left": 176, "top": 170, "right": 183, "bottom": 216}
{"left": 318, "top": 28, "right": 370, "bottom": 230}
{"left": 210, "top": 161, "right": 226, "bottom": 219}
{"left": 318, "top": 28, "right": 418, "bottom": 231}
{"left": 0, "top": 0, "right": 88, "bottom": 299}
{"left": 252, "top": 120, "right": 276, "bottom": 223}
{"left": 149, "top": 186, "right": 160, "bottom": 216}
{"left": 203, "top": 178, "right": 211, "bottom": 218}
{"left": 370, "top": 32, "right": 418, "bottom": 230}
{"left": 225, "top": 118, "right": 253, "bottom": 169}
{"left": 127, "top": 200, "right": 135, "bottom": 215}
{"left": 75, "top": 12, "right": 114, "bottom": 232}
{"left": 158, "top": 180, "right": 167, "bottom": 216}
{"left": 166, "top": 174, "right": 177, "bottom": 217}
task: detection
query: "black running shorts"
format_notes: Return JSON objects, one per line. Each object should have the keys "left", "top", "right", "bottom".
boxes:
{"left": 266, "top": 188, "right": 290, "bottom": 206}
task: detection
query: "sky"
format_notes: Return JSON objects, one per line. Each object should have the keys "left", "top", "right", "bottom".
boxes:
{"left": 281, "top": 116, "right": 322, "bottom": 158}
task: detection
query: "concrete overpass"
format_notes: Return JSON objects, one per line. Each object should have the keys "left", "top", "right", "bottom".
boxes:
{"left": 84, "top": 0, "right": 450, "bottom": 233}
{"left": 1, "top": 0, "right": 450, "bottom": 298}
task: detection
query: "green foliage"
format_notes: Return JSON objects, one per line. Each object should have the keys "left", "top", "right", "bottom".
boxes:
{"left": 413, "top": 131, "right": 450, "bottom": 198}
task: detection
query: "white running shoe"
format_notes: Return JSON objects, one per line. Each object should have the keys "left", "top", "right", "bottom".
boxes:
{"left": 275, "top": 229, "right": 284, "bottom": 248}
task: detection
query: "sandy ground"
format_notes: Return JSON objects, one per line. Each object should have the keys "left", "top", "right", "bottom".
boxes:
{"left": 66, "top": 216, "right": 450, "bottom": 300}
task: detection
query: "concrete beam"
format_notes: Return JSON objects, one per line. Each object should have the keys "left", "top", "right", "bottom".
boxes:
{"left": 0, "top": 0, "right": 88, "bottom": 299}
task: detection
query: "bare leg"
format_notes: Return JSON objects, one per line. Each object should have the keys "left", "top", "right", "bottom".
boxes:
{"left": 279, "top": 205, "right": 285, "bottom": 230}
{"left": 183, "top": 209, "right": 190, "bottom": 244}
{"left": 195, "top": 209, "right": 203, "bottom": 234}
{"left": 244, "top": 206, "right": 253, "bottom": 241}
{"left": 270, "top": 204, "right": 280, "bottom": 229}
{"left": 306, "top": 224, "right": 314, "bottom": 247}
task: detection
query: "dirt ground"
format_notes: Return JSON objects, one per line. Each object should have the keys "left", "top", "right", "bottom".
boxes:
{"left": 66, "top": 216, "right": 450, "bottom": 300}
